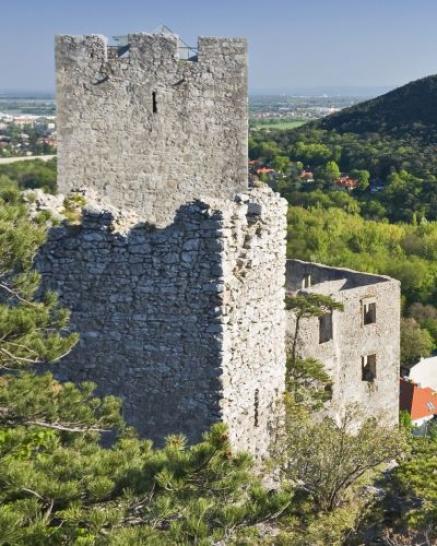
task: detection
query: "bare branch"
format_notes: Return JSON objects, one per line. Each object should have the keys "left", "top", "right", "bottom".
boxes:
{"left": 26, "top": 420, "right": 109, "bottom": 433}
{"left": 0, "top": 282, "right": 38, "bottom": 307}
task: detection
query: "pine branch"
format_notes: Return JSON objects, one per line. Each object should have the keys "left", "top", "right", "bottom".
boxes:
{"left": 24, "top": 420, "right": 109, "bottom": 433}
{"left": 0, "top": 282, "right": 38, "bottom": 307}
{"left": 0, "top": 347, "right": 40, "bottom": 364}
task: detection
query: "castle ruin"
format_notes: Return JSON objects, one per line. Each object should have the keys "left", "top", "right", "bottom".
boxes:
{"left": 38, "top": 30, "right": 287, "bottom": 458}
{"left": 286, "top": 260, "right": 400, "bottom": 426}
{"left": 35, "top": 29, "right": 400, "bottom": 458}
{"left": 56, "top": 32, "right": 248, "bottom": 225}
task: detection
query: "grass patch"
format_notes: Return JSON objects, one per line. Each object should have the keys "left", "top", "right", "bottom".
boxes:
{"left": 250, "top": 119, "right": 307, "bottom": 131}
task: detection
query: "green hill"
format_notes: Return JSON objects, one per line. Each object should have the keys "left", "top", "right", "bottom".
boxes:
{"left": 316, "top": 74, "right": 437, "bottom": 142}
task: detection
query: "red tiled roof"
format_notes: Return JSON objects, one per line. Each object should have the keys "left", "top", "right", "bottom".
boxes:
{"left": 336, "top": 176, "right": 359, "bottom": 189}
{"left": 256, "top": 167, "right": 274, "bottom": 175}
{"left": 400, "top": 378, "right": 437, "bottom": 421}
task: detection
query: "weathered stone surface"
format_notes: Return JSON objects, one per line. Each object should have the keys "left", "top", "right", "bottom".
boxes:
{"left": 37, "top": 187, "right": 287, "bottom": 456}
{"left": 47, "top": 28, "right": 399, "bottom": 461}
{"left": 285, "top": 260, "right": 400, "bottom": 426}
{"left": 56, "top": 32, "right": 248, "bottom": 226}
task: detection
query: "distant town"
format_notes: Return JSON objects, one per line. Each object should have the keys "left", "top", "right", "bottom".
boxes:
{"left": 0, "top": 92, "right": 372, "bottom": 158}
{"left": 0, "top": 94, "right": 56, "bottom": 157}
{"left": 249, "top": 94, "right": 367, "bottom": 130}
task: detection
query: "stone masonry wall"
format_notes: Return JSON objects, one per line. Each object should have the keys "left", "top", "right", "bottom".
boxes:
{"left": 286, "top": 260, "right": 400, "bottom": 426}
{"left": 36, "top": 187, "right": 286, "bottom": 456}
{"left": 56, "top": 33, "right": 248, "bottom": 226}
{"left": 221, "top": 188, "right": 287, "bottom": 456}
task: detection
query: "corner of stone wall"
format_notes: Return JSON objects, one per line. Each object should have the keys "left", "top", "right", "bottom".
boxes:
{"left": 217, "top": 185, "right": 288, "bottom": 459}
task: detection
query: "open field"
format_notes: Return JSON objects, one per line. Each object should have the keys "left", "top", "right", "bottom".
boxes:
{"left": 250, "top": 119, "right": 307, "bottom": 130}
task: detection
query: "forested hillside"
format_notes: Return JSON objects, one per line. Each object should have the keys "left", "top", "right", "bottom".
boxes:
{"left": 249, "top": 76, "right": 437, "bottom": 364}
{"left": 316, "top": 74, "right": 437, "bottom": 141}
{"left": 250, "top": 126, "right": 437, "bottom": 223}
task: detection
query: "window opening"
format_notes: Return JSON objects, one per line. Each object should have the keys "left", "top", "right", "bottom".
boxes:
{"left": 152, "top": 92, "right": 157, "bottom": 114}
{"left": 319, "top": 312, "right": 333, "bottom": 344}
{"left": 361, "top": 354, "right": 377, "bottom": 381}
{"left": 254, "top": 389, "right": 259, "bottom": 427}
{"left": 364, "top": 302, "right": 376, "bottom": 325}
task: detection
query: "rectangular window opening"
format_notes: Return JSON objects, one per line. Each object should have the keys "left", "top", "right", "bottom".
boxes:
{"left": 254, "top": 389, "right": 259, "bottom": 427}
{"left": 117, "top": 44, "right": 130, "bottom": 59}
{"left": 302, "top": 274, "right": 311, "bottom": 289}
{"left": 319, "top": 312, "right": 333, "bottom": 344}
{"left": 363, "top": 302, "right": 376, "bottom": 325}
{"left": 152, "top": 91, "right": 158, "bottom": 114}
{"left": 361, "top": 354, "right": 377, "bottom": 382}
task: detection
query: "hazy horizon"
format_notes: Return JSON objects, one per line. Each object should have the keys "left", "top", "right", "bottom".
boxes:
{"left": 0, "top": 85, "right": 395, "bottom": 98}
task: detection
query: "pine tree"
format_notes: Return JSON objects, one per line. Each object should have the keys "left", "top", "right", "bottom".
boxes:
{"left": 285, "top": 293, "right": 343, "bottom": 408}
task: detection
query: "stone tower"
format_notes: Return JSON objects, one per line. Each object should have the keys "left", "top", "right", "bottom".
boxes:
{"left": 39, "top": 31, "right": 287, "bottom": 458}
{"left": 56, "top": 32, "right": 248, "bottom": 225}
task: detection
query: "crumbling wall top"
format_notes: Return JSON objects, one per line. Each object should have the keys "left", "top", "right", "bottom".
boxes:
{"left": 55, "top": 32, "right": 247, "bottom": 67}
{"left": 286, "top": 259, "right": 398, "bottom": 294}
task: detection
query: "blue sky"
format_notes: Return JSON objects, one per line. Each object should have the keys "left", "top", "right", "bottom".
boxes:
{"left": 1, "top": 0, "right": 437, "bottom": 93}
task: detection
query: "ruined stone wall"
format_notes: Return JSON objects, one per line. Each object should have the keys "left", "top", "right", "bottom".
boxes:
{"left": 56, "top": 33, "right": 248, "bottom": 226}
{"left": 286, "top": 260, "right": 400, "bottom": 426}
{"left": 286, "top": 260, "right": 390, "bottom": 292}
{"left": 221, "top": 188, "right": 287, "bottom": 456}
{"left": 36, "top": 187, "right": 286, "bottom": 456}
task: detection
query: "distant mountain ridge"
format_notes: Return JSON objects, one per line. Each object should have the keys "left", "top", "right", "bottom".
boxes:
{"left": 0, "top": 90, "right": 54, "bottom": 98}
{"left": 250, "top": 86, "right": 393, "bottom": 97}
{"left": 315, "top": 74, "right": 437, "bottom": 142}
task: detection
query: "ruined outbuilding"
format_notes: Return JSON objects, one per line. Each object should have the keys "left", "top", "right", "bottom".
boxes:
{"left": 286, "top": 260, "right": 400, "bottom": 425}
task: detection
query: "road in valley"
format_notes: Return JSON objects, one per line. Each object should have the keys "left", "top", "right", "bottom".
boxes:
{"left": 0, "top": 155, "right": 56, "bottom": 165}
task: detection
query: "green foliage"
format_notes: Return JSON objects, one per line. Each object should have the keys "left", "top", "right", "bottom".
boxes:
{"left": 384, "top": 435, "right": 437, "bottom": 542}
{"left": 249, "top": 121, "right": 437, "bottom": 223}
{"left": 286, "top": 205, "right": 437, "bottom": 307}
{"left": 272, "top": 501, "right": 370, "bottom": 546}
{"left": 272, "top": 155, "right": 291, "bottom": 174}
{"left": 0, "top": 373, "right": 122, "bottom": 431}
{"left": 400, "top": 318, "right": 433, "bottom": 366}
{"left": 285, "top": 292, "right": 344, "bottom": 318}
{"left": 287, "top": 189, "right": 361, "bottom": 215}
{"left": 0, "top": 422, "right": 293, "bottom": 545}
{"left": 289, "top": 141, "right": 333, "bottom": 165}
{"left": 0, "top": 188, "right": 77, "bottom": 370}
{"left": 0, "top": 159, "right": 57, "bottom": 194}
{"left": 285, "top": 356, "right": 332, "bottom": 410}
{"left": 317, "top": 74, "right": 437, "bottom": 141}
{"left": 399, "top": 410, "right": 413, "bottom": 432}
{"left": 321, "top": 160, "right": 341, "bottom": 183}
{"left": 350, "top": 169, "right": 370, "bottom": 191}
{"left": 277, "top": 404, "right": 407, "bottom": 514}
{"left": 62, "top": 193, "right": 86, "bottom": 224}
{"left": 407, "top": 302, "right": 437, "bottom": 349}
